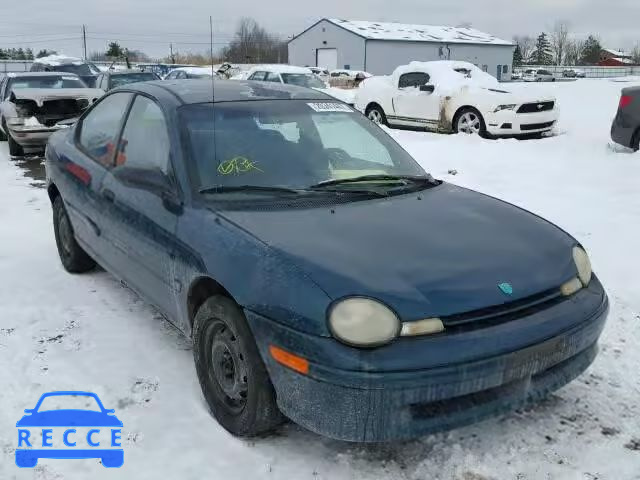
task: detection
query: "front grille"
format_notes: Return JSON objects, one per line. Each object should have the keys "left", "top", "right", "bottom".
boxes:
{"left": 442, "top": 287, "right": 565, "bottom": 332}
{"left": 517, "top": 101, "right": 555, "bottom": 113}
{"left": 42, "top": 99, "right": 84, "bottom": 115}
{"left": 521, "top": 121, "right": 555, "bottom": 131}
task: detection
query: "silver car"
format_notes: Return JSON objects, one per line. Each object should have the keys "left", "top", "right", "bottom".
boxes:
{"left": 0, "top": 72, "right": 103, "bottom": 156}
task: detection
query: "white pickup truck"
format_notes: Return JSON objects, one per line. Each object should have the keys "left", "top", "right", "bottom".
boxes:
{"left": 355, "top": 61, "right": 559, "bottom": 137}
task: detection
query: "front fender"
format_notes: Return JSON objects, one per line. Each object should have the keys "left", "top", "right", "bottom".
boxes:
{"left": 175, "top": 208, "right": 333, "bottom": 337}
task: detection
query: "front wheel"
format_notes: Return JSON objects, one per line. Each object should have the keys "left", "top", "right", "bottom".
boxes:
{"left": 193, "top": 295, "right": 282, "bottom": 437}
{"left": 365, "top": 105, "right": 387, "bottom": 126}
{"left": 454, "top": 108, "right": 487, "bottom": 137}
{"left": 53, "top": 195, "right": 96, "bottom": 273}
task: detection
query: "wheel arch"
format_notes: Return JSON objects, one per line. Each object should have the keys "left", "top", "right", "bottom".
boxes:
{"left": 365, "top": 101, "right": 384, "bottom": 115}
{"left": 187, "top": 275, "right": 235, "bottom": 329}
{"left": 452, "top": 105, "right": 483, "bottom": 125}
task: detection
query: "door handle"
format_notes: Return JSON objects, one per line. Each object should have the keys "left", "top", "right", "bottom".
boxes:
{"left": 102, "top": 189, "right": 115, "bottom": 203}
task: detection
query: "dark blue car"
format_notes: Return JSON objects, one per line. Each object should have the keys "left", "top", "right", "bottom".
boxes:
{"left": 15, "top": 392, "right": 123, "bottom": 467}
{"left": 44, "top": 79, "right": 609, "bottom": 442}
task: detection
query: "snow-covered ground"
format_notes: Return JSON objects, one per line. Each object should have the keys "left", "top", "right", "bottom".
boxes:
{"left": 0, "top": 78, "right": 639, "bottom": 480}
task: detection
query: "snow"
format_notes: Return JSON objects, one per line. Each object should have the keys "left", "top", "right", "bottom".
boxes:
{"left": 317, "top": 87, "right": 356, "bottom": 105}
{"left": 1, "top": 78, "right": 639, "bottom": 479}
{"left": 328, "top": 19, "right": 513, "bottom": 46}
{"left": 33, "top": 54, "right": 83, "bottom": 66}
{"left": 247, "top": 64, "right": 313, "bottom": 75}
{"left": 603, "top": 48, "right": 629, "bottom": 58}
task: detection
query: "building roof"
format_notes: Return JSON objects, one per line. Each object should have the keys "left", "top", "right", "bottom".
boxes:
{"left": 602, "top": 48, "right": 630, "bottom": 58}
{"left": 326, "top": 19, "right": 513, "bottom": 46}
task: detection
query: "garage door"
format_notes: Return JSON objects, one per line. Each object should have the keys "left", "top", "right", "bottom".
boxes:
{"left": 317, "top": 48, "right": 338, "bottom": 70}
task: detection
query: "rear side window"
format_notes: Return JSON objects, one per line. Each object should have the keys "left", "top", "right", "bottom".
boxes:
{"left": 78, "top": 93, "right": 132, "bottom": 167}
{"left": 249, "top": 71, "right": 266, "bottom": 81}
{"left": 398, "top": 72, "right": 430, "bottom": 88}
{"left": 116, "top": 96, "right": 170, "bottom": 173}
{"left": 265, "top": 72, "right": 281, "bottom": 83}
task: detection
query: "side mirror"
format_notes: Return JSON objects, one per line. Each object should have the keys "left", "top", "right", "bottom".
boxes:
{"left": 420, "top": 84, "right": 435, "bottom": 93}
{"left": 113, "top": 166, "right": 173, "bottom": 194}
{"left": 24, "top": 409, "right": 34, "bottom": 414}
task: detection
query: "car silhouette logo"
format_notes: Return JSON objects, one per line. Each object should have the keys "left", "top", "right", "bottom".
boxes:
{"left": 537, "top": 104, "right": 545, "bottom": 110}
{"left": 15, "top": 391, "right": 123, "bottom": 468}
{"left": 498, "top": 282, "right": 514, "bottom": 295}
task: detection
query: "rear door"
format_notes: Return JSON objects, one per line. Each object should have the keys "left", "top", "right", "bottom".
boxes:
{"left": 60, "top": 92, "right": 133, "bottom": 266}
{"left": 98, "top": 94, "right": 181, "bottom": 318}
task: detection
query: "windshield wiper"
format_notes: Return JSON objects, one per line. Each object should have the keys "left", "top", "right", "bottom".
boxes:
{"left": 199, "top": 185, "right": 306, "bottom": 195}
{"left": 310, "top": 174, "right": 437, "bottom": 189}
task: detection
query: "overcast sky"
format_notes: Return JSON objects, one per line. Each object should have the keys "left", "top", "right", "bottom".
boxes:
{"left": 1, "top": 0, "right": 638, "bottom": 59}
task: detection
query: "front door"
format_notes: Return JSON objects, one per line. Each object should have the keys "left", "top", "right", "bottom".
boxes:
{"left": 392, "top": 72, "right": 441, "bottom": 127}
{"left": 98, "top": 94, "right": 181, "bottom": 319}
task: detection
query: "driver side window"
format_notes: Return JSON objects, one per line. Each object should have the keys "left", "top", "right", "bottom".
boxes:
{"left": 398, "top": 72, "right": 430, "bottom": 89}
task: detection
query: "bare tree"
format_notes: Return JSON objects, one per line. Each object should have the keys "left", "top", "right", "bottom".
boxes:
{"left": 222, "top": 17, "right": 286, "bottom": 64}
{"left": 513, "top": 35, "right": 535, "bottom": 63}
{"left": 632, "top": 44, "right": 640, "bottom": 65}
{"left": 551, "top": 21, "right": 570, "bottom": 65}
{"left": 564, "top": 38, "right": 585, "bottom": 66}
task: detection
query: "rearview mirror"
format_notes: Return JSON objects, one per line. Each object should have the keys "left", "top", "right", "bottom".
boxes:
{"left": 113, "top": 166, "right": 173, "bottom": 194}
{"left": 420, "top": 84, "right": 435, "bottom": 93}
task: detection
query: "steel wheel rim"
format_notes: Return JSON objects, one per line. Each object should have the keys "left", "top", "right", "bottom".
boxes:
{"left": 458, "top": 112, "right": 481, "bottom": 134}
{"left": 368, "top": 110, "right": 382, "bottom": 124}
{"left": 209, "top": 321, "right": 248, "bottom": 414}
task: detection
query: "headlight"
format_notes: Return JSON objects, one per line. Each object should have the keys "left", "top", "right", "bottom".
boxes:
{"left": 573, "top": 246, "right": 592, "bottom": 286}
{"left": 494, "top": 104, "right": 517, "bottom": 113}
{"left": 329, "top": 298, "right": 400, "bottom": 347}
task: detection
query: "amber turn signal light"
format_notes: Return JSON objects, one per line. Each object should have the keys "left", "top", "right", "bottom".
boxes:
{"left": 269, "top": 345, "right": 309, "bottom": 375}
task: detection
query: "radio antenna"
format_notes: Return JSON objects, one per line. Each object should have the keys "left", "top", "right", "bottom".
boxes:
{"left": 209, "top": 15, "right": 218, "bottom": 176}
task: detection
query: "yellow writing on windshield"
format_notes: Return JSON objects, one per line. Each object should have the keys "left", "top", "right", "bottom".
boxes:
{"left": 218, "top": 157, "right": 263, "bottom": 175}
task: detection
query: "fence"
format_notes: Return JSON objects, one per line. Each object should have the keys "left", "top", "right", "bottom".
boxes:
{"left": 520, "top": 64, "right": 640, "bottom": 78}
{"left": 0, "top": 60, "right": 33, "bottom": 73}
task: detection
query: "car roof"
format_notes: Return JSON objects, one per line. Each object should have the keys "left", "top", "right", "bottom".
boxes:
{"left": 107, "top": 69, "right": 156, "bottom": 76}
{"left": 126, "top": 79, "right": 332, "bottom": 104}
{"left": 6, "top": 71, "right": 81, "bottom": 78}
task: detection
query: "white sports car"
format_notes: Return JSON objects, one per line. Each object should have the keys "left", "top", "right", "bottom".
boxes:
{"left": 355, "top": 61, "right": 559, "bottom": 137}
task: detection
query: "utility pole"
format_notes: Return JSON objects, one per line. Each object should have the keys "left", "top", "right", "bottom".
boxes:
{"left": 170, "top": 43, "right": 175, "bottom": 63}
{"left": 82, "top": 25, "right": 87, "bottom": 61}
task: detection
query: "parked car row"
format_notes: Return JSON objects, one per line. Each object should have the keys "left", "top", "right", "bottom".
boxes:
{"left": 43, "top": 77, "right": 608, "bottom": 443}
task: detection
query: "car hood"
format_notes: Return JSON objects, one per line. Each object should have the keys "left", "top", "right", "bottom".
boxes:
{"left": 16, "top": 410, "right": 123, "bottom": 427}
{"left": 11, "top": 88, "right": 104, "bottom": 107}
{"left": 469, "top": 87, "right": 555, "bottom": 106}
{"left": 219, "top": 184, "right": 577, "bottom": 320}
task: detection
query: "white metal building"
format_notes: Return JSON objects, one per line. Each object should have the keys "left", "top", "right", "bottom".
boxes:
{"left": 288, "top": 19, "right": 515, "bottom": 80}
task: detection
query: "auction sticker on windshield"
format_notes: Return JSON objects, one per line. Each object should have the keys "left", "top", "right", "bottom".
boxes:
{"left": 307, "top": 102, "right": 353, "bottom": 113}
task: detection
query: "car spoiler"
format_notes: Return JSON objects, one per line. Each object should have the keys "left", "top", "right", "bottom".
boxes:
{"left": 10, "top": 88, "right": 104, "bottom": 107}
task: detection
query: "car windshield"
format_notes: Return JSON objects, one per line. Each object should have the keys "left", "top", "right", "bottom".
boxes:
{"left": 180, "top": 99, "right": 426, "bottom": 193}
{"left": 9, "top": 75, "right": 87, "bottom": 90}
{"left": 37, "top": 395, "right": 102, "bottom": 412}
{"left": 281, "top": 73, "right": 326, "bottom": 89}
{"left": 55, "top": 63, "right": 101, "bottom": 75}
{"left": 111, "top": 72, "right": 158, "bottom": 88}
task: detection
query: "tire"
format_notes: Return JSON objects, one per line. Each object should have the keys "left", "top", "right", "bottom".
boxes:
{"left": 7, "top": 133, "right": 24, "bottom": 157}
{"left": 365, "top": 104, "right": 387, "bottom": 126}
{"left": 193, "top": 295, "right": 282, "bottom": 437}
{"left": 453, "top": 107, "right": 487, "bottom": 137}
{"left": 632, "top": 129, "right": 640, "bottom": 152}
{"left": 0, "top": 121, "right": 6, "bottom": 141}
{"left": 52, "top": 195, "right": 96, "bottom": 273}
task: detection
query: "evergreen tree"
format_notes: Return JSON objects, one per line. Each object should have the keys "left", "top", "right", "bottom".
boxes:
{"left": 580, "top": 35, "right": 602, "bottom": 65}
{"left": 25, "top": 48, "right": 34, "bottom": 60}
{"left": 532, "top": 33, "right": 553, "bottom": 65}
{"left": 0, "top": 49, "right": 6, "bottom": 60}
{"left": 513, "top": 44, "right": 523, "bottom": 67}
{"left": 106, "top": 41, "right": 124, "bottom": 58}
{"left": 16, "top": 48, "right": 25, "bottom": 60}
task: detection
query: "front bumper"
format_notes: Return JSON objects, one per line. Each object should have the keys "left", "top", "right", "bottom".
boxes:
{"left": 8, "top": 123, "right": 73, "bottom": 148}
{"left": 247, "top": 282, "right": 608, "bottom": 442}
{"left": 485, "top": 109, "right": 559, "bottom": 136}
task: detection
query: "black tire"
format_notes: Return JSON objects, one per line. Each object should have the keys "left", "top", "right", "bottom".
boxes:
{"left": 365, "top": 104, "right": 388, "bottom": 126}
{"left": 52, "top": 195, "right": 96, "bottom": 273}
{"left": 0, "top": 122, "right": 6, "bottom": 141}
{"left": 7, "top": 133, "right": 24, "bottom": 157}
{"left": 193, "top": 295, "right": 282, "bottom": 437}
{"left": 453, "top": 107, "right": 487, "bottom": 137}
{"left": 632, "top": 130, "right": 640, "bottom": 152}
